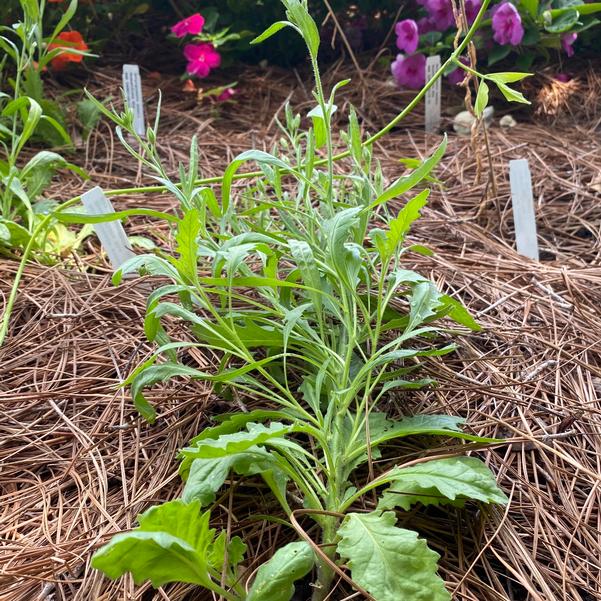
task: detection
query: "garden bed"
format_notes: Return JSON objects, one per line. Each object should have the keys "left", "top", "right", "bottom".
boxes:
{"left": 1, "top": 64, "right": 600, "bottom": 601}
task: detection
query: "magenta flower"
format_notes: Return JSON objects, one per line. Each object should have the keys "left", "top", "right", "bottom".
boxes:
{"left": 395, "top": 19, "right": 419, "bottom": 54}
{"left": 561, "top": 33, "right": 577, "bottom": 57}
{"left": 554, "top": 73, "right": 572, "bottom": 83}
{"left": 425, "top": 0, "right": 455, "bottom": 31}
{"left": 465, "top": 0, "right": 482, "bottom": 24}
{"left": 391, "top": 53, "right": 426, "bottom": 89}
{"left": 171, "top": 13, "right": 205, "bottom": 38}
{"left": 184, "top": 43, "right": 221, "bottom": 78}
{"left": 491, "top": 2, "right": 524, "bottom": 46}
{"left": 217, "top": 87, "right": 236, "bottom": 102}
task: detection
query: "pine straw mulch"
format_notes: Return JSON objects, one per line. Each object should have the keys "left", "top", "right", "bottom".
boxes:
{"left": 1, "top": 63, "right": 600, "bottom": 601}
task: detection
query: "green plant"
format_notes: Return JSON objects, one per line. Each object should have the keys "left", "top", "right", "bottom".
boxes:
{"left": 81, "top": 2, "right": 515, "bottom": 599}
{"left": 0, "top": 0, "right": 88, "bottom": 254}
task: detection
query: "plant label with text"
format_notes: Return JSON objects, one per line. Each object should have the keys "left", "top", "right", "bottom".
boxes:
{"left": 425, "top": 55, "right": 441, "bottom": 133}
{"left": 122, "top": 64, "right": 145, "bottom": 137}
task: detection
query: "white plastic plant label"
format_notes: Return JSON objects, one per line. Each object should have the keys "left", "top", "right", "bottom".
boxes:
{"left": 122, "top": 64, "right": 145, "bottom": 137}
{"left": 81, "top": 186, "right": 135, "bottom": 269}
{"left": 425, "top": 55, "right": 441, "bottom": 133}
{"left": 509, "top": 159, "right": 539, "bottom": 260}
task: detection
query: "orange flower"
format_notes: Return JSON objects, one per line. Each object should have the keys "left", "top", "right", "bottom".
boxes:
{"left": 48, "top": 31, "right": 89, "bottom": 70}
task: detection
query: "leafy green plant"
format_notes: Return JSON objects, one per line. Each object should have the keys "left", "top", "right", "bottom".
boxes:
{"left": 0, "top": 0, "right": 88, "bottom": 255}
{"left": 81, "top": 2, "right": 515, "bottom": 599}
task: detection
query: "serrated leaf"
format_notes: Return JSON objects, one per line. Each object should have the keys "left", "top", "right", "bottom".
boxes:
{"left": 337, "top": 511, "right": 450, "bottom": 601}
{"left": 92, "top": 500, "right": 232, "bottom": 590}
{"left": 181, "top": 448, "right": 288, "bottom": 507}
{"left": 384, "top": 189, "right": 429, "bottom": 256}
{"left": 378, "top": 456, "right": 509, "bottom": 511}
{"left": 407, "top": 281, "right": 442, "bottom": 332}
{"left": 247, "top": 541, "right": 315, "bottom": 601}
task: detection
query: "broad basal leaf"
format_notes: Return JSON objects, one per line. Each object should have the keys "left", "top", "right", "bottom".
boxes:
{"left": 246, "top": 541, "right": 315, "bottom": 601}
{"left": 337, "top": 511, "right": 450, "bottom": 601}
{"left": 181, "top": 447, "right": 288, "bottom": 507}
{"left": 92, "top": 500, "right": 232, "bottom": 589}
{"left": 378, "top": 456, "right": 508, "bottom": 511}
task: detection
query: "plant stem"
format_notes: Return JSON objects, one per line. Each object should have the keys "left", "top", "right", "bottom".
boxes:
{"left": 0, "top": 197, "right": 80, "bottom": 346}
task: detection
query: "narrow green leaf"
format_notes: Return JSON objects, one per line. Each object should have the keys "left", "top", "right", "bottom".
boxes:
{"left": 337, "top": 511, "right": 451, "bottom": 601}
{"left": 495, "top": 82, "right": 530, "bottom": 105}
{"left": 385, "top": 189, "right": 429, "bottom": 255}
{"left": 371, "top": 137, "right": 446, "bottom": 209}
{"left": 251, "top": 21, "right": 293, "bottom": 45}
{"left": 474, "top": 81, "right": 489, "bottom": 117}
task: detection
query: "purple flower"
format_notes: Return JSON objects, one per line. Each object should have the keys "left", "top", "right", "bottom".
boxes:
{"left": 491, "top": 2, "right": 524, "bottom": 46}
{"left": 561, "top": 32, "right": 577, "bottom": 57}
{"left": 391, "top": 53, "right": 426, "bottom": 89}
{"left": 425, "top": 0, "right": 455, "bottom": 31}
{"left": 417, "top": 16, "right": 436, "bottom": 34}
{"left": 465, "top": 0, "right": 482, "bottom": 24}
{"left": 554, "top": 73, "right": 571, "bottom": 83}
{"left": 395, "top": 19, "right": 419, "bottom": 53}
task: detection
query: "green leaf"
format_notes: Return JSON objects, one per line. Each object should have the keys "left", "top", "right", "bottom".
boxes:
{"left": 545, "top": 8, "right": 580, "bottom": 32}
{"left": 247, "top": 541, "right": 315, "bottom": 601}
{"left": 485, "top": 72, "right": 531, "bottom": 84}
{"left": 433, "top": 294, "right": 481, "bottom": 331}
{"left": 384, "top": 189, "right": 429, "bottom": 256}
{"left": 307, "top": 103, "right": 336, "bottom": 149}
{"left": 337, "top": 511, "right": 451, "bottom": 601}
{"left": 92, "top": 500, "right": 233, "bottom": 590}
{"left": 494, "top": 82, "right": 530, "bottom": 105}
{"left": 283, "top": 0, "right": 321, "bottom": 58}
{"left": 378, "top": 456, "right": 509, "bottom": 511}
{"left": 181, "top": 448, "right": 289, "bottom": 508}
{"left": 548, "top": 2, "right": 601, "bottom": 16}
{"left": 181, "top": 422, "right": 294, "bottom": 461}
{"left": 371, "top": 137, "right": 446, "bottom": 209}
{"left": 521, "top": 0, "right": 539, "bottom": 18}
{"left": 251, "top": 21, "right": 294, "bottom": 45}
{"left": 474, "top": 81, "right": 489, "bottom": 117}
{"left": 407, "top": 281, "right": 442, "bottom": 332}
{"left": 175, "top": 208, "right": 201, "bottom": 282}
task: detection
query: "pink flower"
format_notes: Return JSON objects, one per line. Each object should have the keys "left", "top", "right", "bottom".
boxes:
{"left": 184, "top": 43, "right": 221, "bottom": 78}
{"left": 425, "top": 0, "right": 455, "bottom": 31}
{"left": 217, "top": 87, "right": 236, "bottom": 102}
{"left": 491, "top": 2, "right": 524, "bottom": 46}
{"left": 171, "top": 13, "right": 205, "bottom": 38}
{"left": 561, "top": 32, "right": 577, "bottom": 57}
{"left": 465, "top": 0, "right": 482, "bottom": 24}
{"left": 391, "top": 53, "right": 426, "bottom": 89}
{"left": 395, "top": 19, "right": 419, "bottom": 54}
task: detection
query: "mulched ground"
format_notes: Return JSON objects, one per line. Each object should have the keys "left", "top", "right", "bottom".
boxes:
{"left": 1, "top": 61, "right": 600, "bottom": 601}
